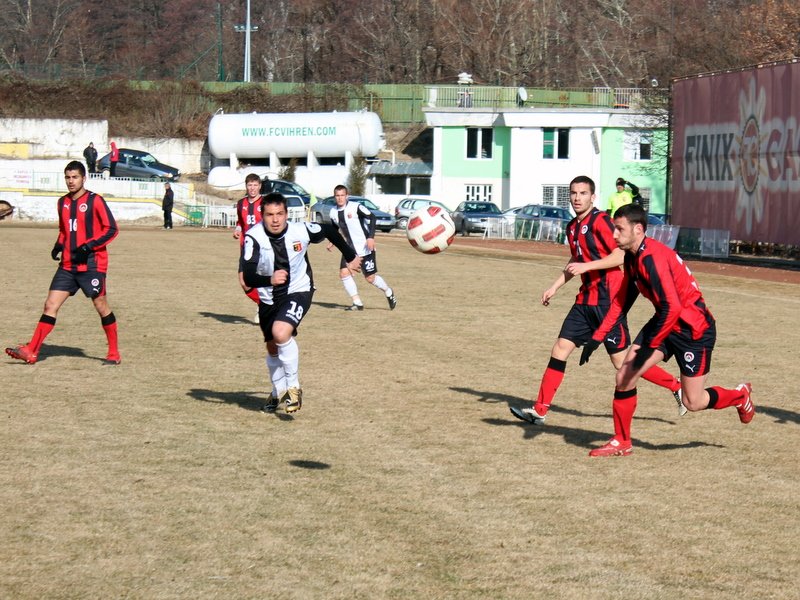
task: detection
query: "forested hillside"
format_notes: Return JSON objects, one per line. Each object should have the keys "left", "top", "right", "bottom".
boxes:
{"left": 1, "top": 0, "right": 798, "bottom": 88}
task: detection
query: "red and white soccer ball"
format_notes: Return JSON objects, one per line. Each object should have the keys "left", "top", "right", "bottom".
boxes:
{"left": 406, "top": 205, "right": 456, "bottom": 254}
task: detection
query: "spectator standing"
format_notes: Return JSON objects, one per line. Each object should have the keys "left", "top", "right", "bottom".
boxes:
{"left": 110, "top": 141, "right": 119, "bottom": 177}
{"left": 162, "top": 182, "right": 174, "bottom": 230}
{"left": 608, "top": 177, "right": 639, "bottom": 215}
{"left": 83, "top": 142, "right": 98, "bottom": 173}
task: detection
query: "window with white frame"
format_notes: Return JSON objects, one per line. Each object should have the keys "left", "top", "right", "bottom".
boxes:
{"left": 542, "top": 184, "right": 570, "bottom": 208}
{"left": 466, "top": 127, "right": 493, "bottom": 159}
{"left": 465, "top": 184, "right": 493, "bottom": 203}
{"left": 623, "top": 130, "right": 653, "bottom": 161}
{"left": 543, "top": 127, "right": 570, "bottom": 159}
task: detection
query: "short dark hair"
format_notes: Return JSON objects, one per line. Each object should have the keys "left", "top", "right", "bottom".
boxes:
{"left": 245, "top": 173, "right": 261, "bottom": 184}
{"left": 614, "top": 203, "right": 647, "bottom": 230}
{"left": 569, "top": 175, "right": 595, "bottom": 194}
{"left": 65, "top": 160, "right": 86, "bottom": 176}
{"left": 334, "top": 184, "right": 348, "bottom": 194}
{"left": 261, "top": 192, "right": 287, "bottom": 212}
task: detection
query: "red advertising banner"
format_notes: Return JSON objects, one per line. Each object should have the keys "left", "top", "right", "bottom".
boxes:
{"left": 671, "top": 59, "right": 800, "bottom": 245}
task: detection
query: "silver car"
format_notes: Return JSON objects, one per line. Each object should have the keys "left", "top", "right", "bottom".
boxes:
{"left": 312, "top": 196, "right": 396, "bottom": 232}
{"left": 394, "top": 197, "right": 450, "bottom": 230}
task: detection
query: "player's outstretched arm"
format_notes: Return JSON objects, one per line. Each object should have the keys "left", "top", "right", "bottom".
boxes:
{"left": 564, "top": 247, "right": 624, "bottom": 277}
{"left": 542, "top": 260, "right": 573, "bottom": 305}
{"left": 318, "top": 222, "right": 358, "bottom": 263}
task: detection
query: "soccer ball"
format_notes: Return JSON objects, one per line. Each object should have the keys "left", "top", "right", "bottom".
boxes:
{"left": 406, "top": 205, "right": 456, "bottom": 254}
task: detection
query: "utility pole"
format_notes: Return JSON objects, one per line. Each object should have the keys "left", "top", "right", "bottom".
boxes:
{"left": 234, "top": 0, "right": 258, "bottom": 82}
{"left": 217, "top": 3, "right": 225, "bottom": 81}
{"left": 244, "top": 0, "right": 251, "bottom": 82}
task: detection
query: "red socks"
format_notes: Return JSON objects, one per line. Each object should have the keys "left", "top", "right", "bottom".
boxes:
{"left": 705, "top": 386, "right": 745, "bottom": 410}
{"left": 28, "top": 314, "right": 56, "bottom": 354}
{"left": 641, "top": 364, "right": 681, "bottom": 392}
{"left": 612, "top": 388, "right": 638, "bottom": 442}
{"left": 101, "top": 312, "right": 119, "bottom": 359}
{"left": 534, "top": 357, "right": 567, "bottom": 414}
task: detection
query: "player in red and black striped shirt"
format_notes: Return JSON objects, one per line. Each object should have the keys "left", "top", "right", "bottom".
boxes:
{"left": 233, "top": 173, "right": 265, "bottom": 309}
{"left": 581, "top": 203, "right": 754, "bottom": 457}
{"left": 5, "top": 161, "right": 121, "bottom": 365}
{"left": 511, "top": 175, "right": 684, "bottom": 426}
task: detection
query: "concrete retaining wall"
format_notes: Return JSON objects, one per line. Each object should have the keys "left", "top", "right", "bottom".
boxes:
{"left": 0, "top": 118, "right": 107, "bottom": 159}
{"left": 0, "top": 118, "right": 205, "bottom": 174}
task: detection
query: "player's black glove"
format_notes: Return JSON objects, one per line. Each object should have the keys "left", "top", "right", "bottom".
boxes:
{"left": 579, "top": 339, "right": 601, "bottom": 365}
{"left": 72, "top": 244, "right": 92, "bottom": 264}
{"left": 51, "top": 243, "right": 63, "bottom": 261}
{"left": 632, "top": 345, "right": 655, "bottom": 371}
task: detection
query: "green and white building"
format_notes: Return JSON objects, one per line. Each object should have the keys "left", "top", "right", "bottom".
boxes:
{"left": 421, "top": 86, "right": 668, "bottom": 216}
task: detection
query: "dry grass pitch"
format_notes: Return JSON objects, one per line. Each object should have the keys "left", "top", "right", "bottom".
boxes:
{"left": 1, "top": 223, "right": 798, "bottom": 599}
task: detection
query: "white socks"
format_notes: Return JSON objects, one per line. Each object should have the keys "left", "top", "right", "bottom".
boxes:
{"left": 341, "top": 275, "right": 359, "bottom": 298}
{"left": 276, "top": 338, "right": 300, "bottom": 388}
{"left": 372, "top": 275, "right": 391, "bottom": 295}
{"left": 266, "top": 352, "right": 285, "bottom": 397}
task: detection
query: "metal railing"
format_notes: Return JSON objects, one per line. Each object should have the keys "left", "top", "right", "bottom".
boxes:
{"left": 482, "top": 217, "right": 568, "bottom": 244}
{"left": 424, "top": 85, "right": 667, "bottom": 111}
{"left": 0, "top": 168, "right": 194, "bottom": 201}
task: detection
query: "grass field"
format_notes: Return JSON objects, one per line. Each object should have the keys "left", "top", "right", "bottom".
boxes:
{"left": 1, "top": 224, "right": 798, "bottom": 599}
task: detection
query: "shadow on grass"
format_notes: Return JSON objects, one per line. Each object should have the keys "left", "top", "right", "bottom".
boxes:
{"left": 450, "top": 385, "right": 676, "bottom": 424}
{"left": 187, "top": 388, "right": 296, "bottom": 421}
{"left": 312, "top": 301, "right": 348, "bottom": 310}
{"left": 757, "top": 405, "right": 800, "bottom": 425}
{"left": 451, "top": 385, "right": 724, "bottom": 452}
{"left": 9, "top": 344, "right": 94, "bottom": 364}
{"left": 198, "top": 311, "right": 254, "bottom": 325}
{"left": 289, "top": 460, "right": 331, "bottom": 470}
{"left": 483, "top": 417, "right": 724, "bottom": 452}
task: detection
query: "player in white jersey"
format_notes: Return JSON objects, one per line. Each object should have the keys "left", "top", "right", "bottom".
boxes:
{"left": 243, "top": 192, "right": 362, "bottom": 414}
{"left": 328, "top": 184, "right": 397, "bottom": 311}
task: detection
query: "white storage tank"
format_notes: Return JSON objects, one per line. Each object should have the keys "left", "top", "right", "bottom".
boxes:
{"left": 208, "top": 110, "right": 385, "bottom": 159}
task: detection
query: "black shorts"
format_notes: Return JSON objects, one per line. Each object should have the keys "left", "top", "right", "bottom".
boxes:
{"left": 340, "top": 251, "right": 378, "bottom": 276}
{"left": 49, "top": 268, "right": 107, "bottom": 299}
{"left": 635, "top": 319, "right": 716, "bottom": 377}
{"left": 258, "top": 291, "right": 313, "bottom": 342}
{"left": 559, "top": 303, "right": 629, "bottom": 353}
{"left": 238, "top": 255, "right": 245, "bottom": 273}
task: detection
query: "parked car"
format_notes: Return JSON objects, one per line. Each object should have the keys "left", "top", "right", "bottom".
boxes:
{"left": 513, "top": 203, "right": 572, "bottom": 243}
{"left": 97, "top": 148, "right": 180, "bottom": 181}
{"left": 286, "top": 195, "right": 307, "bottom": 222}
{"left": 451, "top": 201, "right": 503, "bottom": 235}
{"left": 312, "top": 196, "right": 396, "bottom": 232}
{"left": 261, "top": 178, "right": 312, "bottom": 205}
{"left": 514, "top": 204, "right": 573, "bottom": 224}
{"left": 394, "top": 197, "right": 450, "bottom": 230}
{"left": 501, "top": 206, "right": 525, "bottom": 225}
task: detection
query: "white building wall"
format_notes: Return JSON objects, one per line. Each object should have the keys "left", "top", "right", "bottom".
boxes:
{"left": 508, "top": 126, "right": 602, "bottom": 206}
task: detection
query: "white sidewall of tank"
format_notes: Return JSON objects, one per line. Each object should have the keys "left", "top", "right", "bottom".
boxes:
{"left": 208, "top": 112, "right": 384, "bottom": 159}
